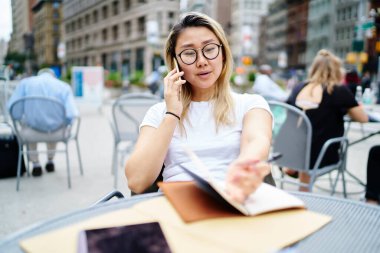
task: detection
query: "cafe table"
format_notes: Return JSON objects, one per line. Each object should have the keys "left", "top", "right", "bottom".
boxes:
{"left": 0, "top": 192, "right": 379, "bottom": 253}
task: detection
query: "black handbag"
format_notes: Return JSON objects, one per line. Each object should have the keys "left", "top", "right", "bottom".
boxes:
{"left": 0, "top": 135, "right": 26, "bottom": 178}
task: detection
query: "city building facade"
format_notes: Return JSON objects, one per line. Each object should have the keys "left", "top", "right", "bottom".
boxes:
{"left": 63, "top": 0, "right": 180, "bottom": 78}
{"left": 230, "top": 0, "right": 274, "bottom": 65}
{"left": 333, "top": 0, "right": 360, "bottom": 63}
{"left": 32, "top": 0, "right": 63, "bottom": 67}
{"left": 366, "top": 0, "right": 380, "bottom": 75}
{"left": 181, "top": 0, "right": 231, "bottom": 34}
{"left": 286, "top": 0, "right": 309, "bottom": 70}
{"left": 0, "top": 40, "right": 8, "bottom": 66}
{"left": 8, "top": 0, "right": 36, "bottom": 53}
{"left": 263, "top": 0, "right": 288, "bottom": 69}
{"left": 185, "top": 0, "right": 215, "bottom": 17}
{"left": 305, "top": 0, "right": 335, "bottom": 67}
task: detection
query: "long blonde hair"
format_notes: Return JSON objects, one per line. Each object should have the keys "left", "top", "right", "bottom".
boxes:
{"left": 164, "top": 12, "right": 235, "bottom": 132}
{"left": 307, "top": 49, "right": 343, "bottom": 94}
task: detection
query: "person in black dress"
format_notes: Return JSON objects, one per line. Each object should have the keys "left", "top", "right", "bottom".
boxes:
{"left": 286, "top": 49, "right": 368, "bottom": 191}
{"left": 365, "top": 146, "right": 380, "bottom": 205}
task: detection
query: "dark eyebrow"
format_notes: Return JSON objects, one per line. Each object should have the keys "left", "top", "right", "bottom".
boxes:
{"left": 180, "top": 39, "right": 217, "bottom": 49}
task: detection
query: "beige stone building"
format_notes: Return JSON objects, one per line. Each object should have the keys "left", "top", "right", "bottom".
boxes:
{"left": 32, "top": 0, "right": 63, "bottom": 66}
{"left": 183, "top": 0, "right": 231, "bottom": 34}
{"left": 63, "top": 0, "right": 180, "bottom": 77}
{"left": 9, "top": 0, "right": 36, "bottom": 53}
{"left": 0, "top": 40, "right": 8, "bottom": 66}
{"left": 230, "top": 0, "right": 275, "bottom": 64}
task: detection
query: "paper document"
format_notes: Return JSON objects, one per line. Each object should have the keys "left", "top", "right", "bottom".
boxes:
{"left": 180, "top": 147, "right": 305, "bottom": 216}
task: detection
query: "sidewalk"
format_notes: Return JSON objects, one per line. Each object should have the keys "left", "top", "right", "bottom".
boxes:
{"left": 0, "top": 95, "right": 379, "bottom": 239}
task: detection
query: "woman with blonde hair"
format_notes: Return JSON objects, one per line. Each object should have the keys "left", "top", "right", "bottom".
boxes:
{"left": 286, "top": 49, "right": 368, "bottom": 190}
{"left": 125, "top": 12, "right": 273, "bottom": 202}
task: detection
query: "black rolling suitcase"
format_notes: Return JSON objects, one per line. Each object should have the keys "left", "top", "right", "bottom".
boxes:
{"left": 0, "top": 126, "right": 26, "bottom": 178}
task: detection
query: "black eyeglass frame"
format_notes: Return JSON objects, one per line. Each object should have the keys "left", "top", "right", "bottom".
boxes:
{"left": 176, "top": 43, "right": 223, "bottom": 65}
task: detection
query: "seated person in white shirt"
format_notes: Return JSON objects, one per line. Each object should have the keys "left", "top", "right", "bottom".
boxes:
{"left": 253, "top": 65, "right": 288, "bottom": 102}
{"left": 125, "top": 12, "right": 274, "bottom": 203}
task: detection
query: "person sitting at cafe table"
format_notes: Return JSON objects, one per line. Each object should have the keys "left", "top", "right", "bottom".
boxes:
{"left": 125, "top": 12, "right": 274, "bottom": 203}
{"left": 365, "top": 145, "right": 380, "bottom": 205}
{"left": 285, "top": 49, "right": 369, "bottom": 191}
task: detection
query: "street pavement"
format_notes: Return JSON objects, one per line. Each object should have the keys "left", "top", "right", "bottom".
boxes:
{"left": 0, "top": 90, "right": 379, "bottom": 239}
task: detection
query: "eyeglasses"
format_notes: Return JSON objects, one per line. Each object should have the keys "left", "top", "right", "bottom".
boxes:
{"left": 177, "top": 43, "right": 223, "bottom": 65}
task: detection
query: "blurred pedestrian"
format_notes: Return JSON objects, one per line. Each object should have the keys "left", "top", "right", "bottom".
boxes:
{"left": 285, "top": 49, "right": 368, "bottom": 191}
{"left": 253, "top": 64, "right": 288, "bottom": 101}
{"left": 7, "top": 68, "right": 78, "bottom": 176}
{"left": 145, "top": 70, "right": 161, "bottom": 95}
{"left": 361, "top": 71, "right": 371, "bottom": 90}
{"left": 345, "top": 68, "right": 360, "bottom": 95}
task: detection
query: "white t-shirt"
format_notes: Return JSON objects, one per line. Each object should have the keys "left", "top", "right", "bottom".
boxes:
{"left": 140, "top": 92, "right": 272, "bottom": 182}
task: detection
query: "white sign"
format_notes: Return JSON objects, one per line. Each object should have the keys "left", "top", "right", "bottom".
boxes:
{"left": 146, "top": 20, "right": 159, "bottom": 45}
{"left": 278, "top": 51, "right": 288, "bottom": 68}
{"left": 57, "top": 42, "right": 66, "bottom": 59}
{"left": 242, "top": 26, "right": 253, "bottom": 49}
{"left": 72, "top": 66, "right": 104, "bottom": 108}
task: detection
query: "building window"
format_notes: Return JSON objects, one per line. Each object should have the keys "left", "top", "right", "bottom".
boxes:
{"left": 113, "top": 1, "right": 119, "bottom": 16}
{"left": 102, "top": 28, "right": 108, "bottom": 42}
{"left": 124, "top": 21, "right": 131, "bottom": 37}
{"left": 93, "top": 33, "right": 98, "bottom": 44}
{"left": 78, "top": 38, "right": 82, "bottom": 49}
{"left": 136, "top": 47, "right": 144, "bottom": 70}
{"left": 138, "top": 0, "right": 146, "bottom": 3}
{"left": 53, "top": 24, "right": 59, "bottom": 32}
{"left": 138, "top": 16, "right": 145, "bottom": 36}
{"left": 168, "top": 11, "right": 174, "bottom": 19}
{"left": 112, "top": 25, "right": 119, "bottom": 41}
{"left": 93, "top": 10, "right": 98, "bottom": 23}
{"left": 102, "top": 5, "right": 108, "bottom": 19}
{"left": 78, "top": 18, "right": 82, "bottom": 29}
{"left": 85, "top": 14, "right": 90, "bottom": 25}
{"left": 124, "top": 0, "right": 131, "bottom": 10}
{"left": 85, "top": 34, "right": 90, "bottom": 45}
{"left": 53, "top": 10, "right": 59, "bottom": 19}
{"left": 53, "top": 2, "right": 60, "bottom": 9}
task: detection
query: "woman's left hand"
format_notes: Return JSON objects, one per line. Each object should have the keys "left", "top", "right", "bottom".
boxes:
{"left": 225, "top": 159, "right": 270, "bottom": 203}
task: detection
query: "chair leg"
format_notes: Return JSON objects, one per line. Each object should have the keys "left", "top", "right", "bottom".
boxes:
{"left": 279, "top": 166, "right": 284, "bottom": 189}
{"left": 111, "top": 142, "right": 117, "bottom": 175}
{"left": 75, "top": 139, "right": 84, "bottom": 175}
{"left": 114, "top": 150, "right": 119, "bottom": 189}
{"left": 341, "top": 168, "right": 347, "bottom": 198}
{"left": 65, "top": 144, "right": 71, "bottom": 189}
{"left": 308, "top": 176, "right": 316, "bottom": 192}
{"left": 16, "top": 146, "right": 23, "bottom": 191}
{"left": 24, "top": 145, "right": 31, "bottom": 176}
{"left": 330, "top": 170, "right": 341, "bottom": 196}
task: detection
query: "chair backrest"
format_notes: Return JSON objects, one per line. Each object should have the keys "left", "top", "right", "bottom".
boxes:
{"left": 9, "top": 96, "right": 69, "bottom": 143}
{"left": 0, "top": 78, "right": 13, "bottom": 123}
{"left": 268, "top": 101, "right": 312, "bottom": 172}
{"left": 112, "top": 93, "right": 161, "bottom": 142}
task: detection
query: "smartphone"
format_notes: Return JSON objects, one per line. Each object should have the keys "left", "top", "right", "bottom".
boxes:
{"left": 173, "top": 57, "right": 182, "bottom": 101}
{"left": 173, "top": 57, "right": 181, "bottom": 81}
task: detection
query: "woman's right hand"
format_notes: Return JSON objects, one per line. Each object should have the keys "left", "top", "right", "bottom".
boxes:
{"left": 164, "top": 69, "right": 186, "bottom": 116}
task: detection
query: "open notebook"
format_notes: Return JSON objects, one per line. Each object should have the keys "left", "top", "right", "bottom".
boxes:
{"left": 160, "top": 147, "right": 305, "bottom": 220}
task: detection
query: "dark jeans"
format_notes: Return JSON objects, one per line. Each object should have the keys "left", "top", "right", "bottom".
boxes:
{"left": 365, "top": 146, "right": 380, "bottom": 201}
